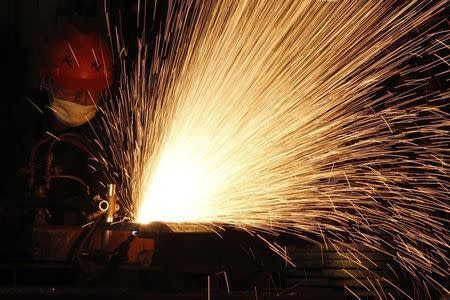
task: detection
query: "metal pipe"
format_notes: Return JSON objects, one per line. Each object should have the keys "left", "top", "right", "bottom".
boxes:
{"left": 44, "top": 133, "right": 93, "bottom": 191}
{"left": 103, "top": 183, "right": 118, "bottom": 249}
{"left": 29, "top": 132, "right": 92, "bottom": 191}
{"left": 106, "top": 184, "right": 117, "bottom": 223}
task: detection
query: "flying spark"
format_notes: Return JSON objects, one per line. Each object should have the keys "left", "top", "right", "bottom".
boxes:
{"left": 97, "top": 1, "right": 449, "bottom": 298}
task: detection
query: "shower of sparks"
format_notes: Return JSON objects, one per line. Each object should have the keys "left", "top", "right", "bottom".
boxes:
{"left": 96, "top": 1, "right": 449, "bottom": 298}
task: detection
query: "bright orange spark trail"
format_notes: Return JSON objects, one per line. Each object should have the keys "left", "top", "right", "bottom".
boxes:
{"left": 96, "top": 1, "right": 449, "bottom": 298}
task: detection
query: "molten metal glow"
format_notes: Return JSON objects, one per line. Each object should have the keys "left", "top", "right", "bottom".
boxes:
{"left": 97, "top": 1, "right": 449, "bottom": 298}
{"left": 137, "top": 143, "right": 222, "bottom": 223}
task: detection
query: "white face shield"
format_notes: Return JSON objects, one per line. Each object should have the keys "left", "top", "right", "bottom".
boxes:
{"left": 50, "top": 98, "right": 97, "bottom": 127}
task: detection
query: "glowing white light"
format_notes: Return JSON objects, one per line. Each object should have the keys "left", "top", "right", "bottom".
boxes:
{"left": 136, "top": 142, "right": 221, "bottom": 224}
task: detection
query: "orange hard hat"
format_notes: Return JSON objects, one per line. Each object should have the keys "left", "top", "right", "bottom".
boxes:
{"left": 44, "top": 25, "right": 113, "bottom": 92}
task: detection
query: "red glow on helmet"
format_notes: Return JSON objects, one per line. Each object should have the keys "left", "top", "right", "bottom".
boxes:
{"left": 45, "top": 26, "right": 113, "bottom": 92}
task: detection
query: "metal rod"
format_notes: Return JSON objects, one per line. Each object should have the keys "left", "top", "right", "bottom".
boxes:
{"left": 106, "top": 184, "right": 117, "bottom": 223}
{"left": 103, "top": 183, "right": 117, "bottom": 249}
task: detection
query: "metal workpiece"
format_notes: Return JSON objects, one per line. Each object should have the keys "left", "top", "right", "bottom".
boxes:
{"left": 98, "top": 221, "right": 215, "bottom": 239}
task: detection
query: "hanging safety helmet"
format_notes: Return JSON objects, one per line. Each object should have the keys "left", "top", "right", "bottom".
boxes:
{"left": 44, "top": 25, "right": 113, "bottom": 93}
